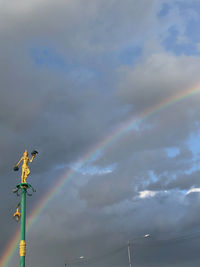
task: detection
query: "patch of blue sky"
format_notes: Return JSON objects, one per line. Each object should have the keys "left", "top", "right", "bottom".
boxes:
{"left": 184, "top": 18, "right": 200, "bottom": 51}
{"left": 162, "top": 26, "right": 199, "bottom": 56}
{"left": 86, "top": 149, "right": 103, "bottom": 164}
{"left": 148, "top": 170, "right": 158, "bottom": 182}
{"left": 125, "top": 121, "right": 140, "bottom": 133}
{"left": 54, "top": 163, "right": 68, "bottom": 171}
{"left": 181, "top": 189, "right": 188, "bottom": 195}
{"left": 54, "top": 160, "right": 117, "bottom": 176}
{"left": 69, "top": 162, "right": 117, "bottom": 176}
{"left": 117, "top": 45, "right": 142, "bottom": 66}
{"left": 157, "top": 2, "right": 171, "bottom": 17}
{"left": 141, "top": 171, "right": 158, "bottom": 188}
{"left": 30, "top": 46, "right": 68, "bottom": 70}
{"left": 175, "top": 0, "right": 200, "bottom": 16}
{"left": 185, "top": 164, "right": 200, "bottom": 175}
{"left": 182, "top": 131, "right": 200, "bottom": 175}
{"left": 29, "top": 45, "right": 102, "bottom": 83}
{"left": 166, "top": 147, "right": 180, "bottom": 158}
{"left": 161, "top": 3, "right": 200, "bottom": 56}
{"left": 68, "top": 67, "right": 102, "bottom": 83}
{"left": 187, "top": 131, "right": 200, "bottom": 156}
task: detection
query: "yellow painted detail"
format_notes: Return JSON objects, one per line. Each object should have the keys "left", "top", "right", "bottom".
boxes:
{"left": 13, "top": 208, "right": 21, "bottom": 221}
{"left": 20, "top": 240, "right": 26, "bottom": 256}
{"left": 14, "top": 150, "right": 36, "bottom": 183}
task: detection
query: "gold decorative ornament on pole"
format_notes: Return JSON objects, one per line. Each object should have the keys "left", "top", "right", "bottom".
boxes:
{"left": 13, "top": 150, "right": 38, "bottom": 267}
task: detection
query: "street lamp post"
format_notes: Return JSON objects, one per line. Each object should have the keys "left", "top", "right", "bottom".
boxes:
{"left": 127, "top": 234, "right": 150, "bottom": 267}
{"left": 65, "top": 256, "right": 85, "bottom": 266}
{"left": 13, "top": 150, "right": 38, "bottom": 267}
{"left": 127, "top": 240, "right": 132, "bottom": 267}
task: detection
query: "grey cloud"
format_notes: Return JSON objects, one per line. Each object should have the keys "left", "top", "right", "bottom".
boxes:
{"left": 1, "top": 1, "right": 200, "bottom": 267}
{"left": 117, "top": 53, "right": 200, "bottom": 113}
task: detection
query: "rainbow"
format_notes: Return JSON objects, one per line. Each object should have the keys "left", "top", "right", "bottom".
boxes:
{"left": 1, "top": 83, "right": 200, "bottom": 266}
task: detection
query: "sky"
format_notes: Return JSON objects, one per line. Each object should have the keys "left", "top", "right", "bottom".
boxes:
{"left": 1, "top": 0, "right": 200, "bottom": 266}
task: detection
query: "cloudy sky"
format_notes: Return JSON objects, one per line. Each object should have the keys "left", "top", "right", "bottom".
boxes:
{"left": 1, "top": 0, "right": 200, "bottom": 266}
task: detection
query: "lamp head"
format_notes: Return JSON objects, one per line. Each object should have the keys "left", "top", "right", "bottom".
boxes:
{"left": 13, "top": 208, "right": 21, "bottom": 222}
{"left": 144, "top": 234, "right": 150, "bottom": 238}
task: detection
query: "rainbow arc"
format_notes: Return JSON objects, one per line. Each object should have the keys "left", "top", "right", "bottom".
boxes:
{"left": 1, "top": 84, "right": 200, "bottom": 266}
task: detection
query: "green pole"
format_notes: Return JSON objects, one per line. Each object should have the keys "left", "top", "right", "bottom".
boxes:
{"left": 20, "top": 185, "right": 27, "bottom": 267}
{"left": 13, "top": 149, "right": 38, "bottom": 267}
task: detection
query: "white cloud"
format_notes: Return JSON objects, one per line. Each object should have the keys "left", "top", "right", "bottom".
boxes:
{"left": 186, "top": 187, "right": 200, "bottom": 195}
{"left": 69, "top": 161, "right": 117, "bottom": 176}
{"left": 139, "top": 190, "right": 157, "bottom": 198}
{"left": 139, "top": 190, "right": 170, "bottom": 198}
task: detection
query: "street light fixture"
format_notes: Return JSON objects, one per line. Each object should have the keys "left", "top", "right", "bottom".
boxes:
{"left": 128, "top": 234, "right": 150, "bottom": 267}
{"left": 79, "top": 256, "right": 85, "bottom": 259}
{"left": 65, "top": 256, "right": 85, "bottom": 266}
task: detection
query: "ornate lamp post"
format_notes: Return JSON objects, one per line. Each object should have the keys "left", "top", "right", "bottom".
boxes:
{"left": 13, "top": 150, "right": 38, "bottom": 267}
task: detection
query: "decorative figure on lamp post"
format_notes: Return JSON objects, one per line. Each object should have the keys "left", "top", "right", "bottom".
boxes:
{"left": 13, "top": 150, "right": 38, "bottom": 267}
{"left": 14, "top": 150, "right": 38, "bottom": 183}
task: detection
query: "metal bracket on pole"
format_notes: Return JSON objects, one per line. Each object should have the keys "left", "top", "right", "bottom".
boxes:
{"left": 13, "top": 183, "right": 36, "bottom": 197}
